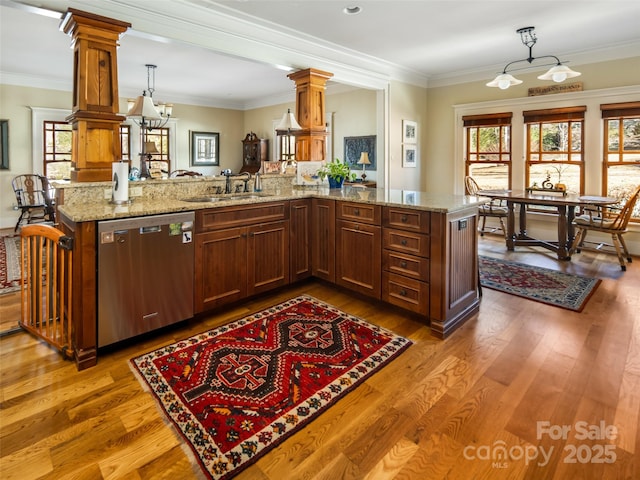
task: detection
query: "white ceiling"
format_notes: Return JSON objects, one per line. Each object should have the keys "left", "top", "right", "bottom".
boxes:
{"left": 1, "top": 0, "right": 639, "bottom": 110}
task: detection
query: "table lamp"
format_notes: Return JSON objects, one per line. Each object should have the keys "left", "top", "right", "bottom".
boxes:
{"left": 357, "top": 152, "right": 371, "bottom": 181}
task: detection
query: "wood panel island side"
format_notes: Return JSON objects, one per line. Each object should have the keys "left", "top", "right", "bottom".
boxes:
{"left": 54, "top": 179, "right": 485, "bottom": 370}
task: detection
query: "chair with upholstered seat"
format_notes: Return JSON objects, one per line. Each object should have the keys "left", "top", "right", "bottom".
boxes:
{"left": 12, "top": 174, "right": 56, "bottom": 232}
{"left": 464, "top": 176, "right": 508, "bottom": 238}
{"left": 570, "top": 184, "right": 640, "bottom": 271}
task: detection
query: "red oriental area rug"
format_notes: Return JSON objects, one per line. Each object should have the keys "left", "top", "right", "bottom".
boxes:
{"left": 479, "top": 255, "right": 601, "bottom": 312}
{"left": 130, "top": 295, "right": 412, "bottom": 479}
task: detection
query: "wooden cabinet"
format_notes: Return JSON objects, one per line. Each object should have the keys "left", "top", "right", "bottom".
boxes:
{"left": 382, "top": 207, "right": 430, "bottom": 315}
{"left": 290, "top": 199, "right": 311, "bottom": 282}
{"left": 336, "top": 202, "right": 381, "bottom": 299}
{"left": 240, "top": 132, "right": 268, "bottom": 174}
{"left": 311, "top": 198, "right": 335, "bottom": 282}
{"left": 195, "top": 202, "right": 289, "bottom": 312}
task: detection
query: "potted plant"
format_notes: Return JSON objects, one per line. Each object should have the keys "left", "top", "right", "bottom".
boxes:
{"left": 316, "top": 158, "right": 356, "bottom": 188}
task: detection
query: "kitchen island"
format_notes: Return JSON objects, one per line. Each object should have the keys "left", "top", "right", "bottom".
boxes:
{"left": 54, "top": 176, "right": 487, "bottom": 370}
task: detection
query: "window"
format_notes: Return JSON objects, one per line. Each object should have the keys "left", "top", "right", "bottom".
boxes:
{"left": 463, "top": 112, "right": 512, "bottom": 190}
{"left": 601, "top": 102, "right": 640, "bottom": 222}
{"left": 278, "top": 134, "right": 296, "bottom": 161}
{"left": 524, "top": 106, "right": 586, "bottom": 195}
{"left": 144, "top": 127, "right": 171, "bottom": 175}
{"left": 43, "top": 121, "right": 72, "bottom": 180}
{"left": 120, "top": 124, "right": 131, "bottom": 162}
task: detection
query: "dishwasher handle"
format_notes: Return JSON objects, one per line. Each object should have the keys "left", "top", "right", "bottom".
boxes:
{"left": 140, "top": 225, "right": 162, "bottom": 234}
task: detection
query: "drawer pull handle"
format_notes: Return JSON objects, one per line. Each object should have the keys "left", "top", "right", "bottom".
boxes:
{"left": 354, "top": 208, "right": 360, "bottom": 216}
{"left": 401, "top": 239, "right": 408, "bottom": 246}
{"left": 399, "top": 289, "right": 407, "bottom": 296}
{"left": 401, "top": 215, "right": 408, "bottom": 222}
{"left": 400, "top": 261, "right": 407, "bottom": 268}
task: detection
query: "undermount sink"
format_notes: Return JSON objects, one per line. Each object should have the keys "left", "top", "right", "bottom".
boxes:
{"left": 181, "top": 194, "right": 271, "bottom": 203}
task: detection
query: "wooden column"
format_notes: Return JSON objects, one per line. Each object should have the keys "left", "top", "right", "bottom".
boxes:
{"left": 61, "top": 9, "right": 130, "bottom": 182}
{"left": 288, "top": 68, "right": 333, "bottom": 161}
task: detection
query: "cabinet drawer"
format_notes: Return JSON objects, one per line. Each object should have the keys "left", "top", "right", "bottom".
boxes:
{"left": 383, "top": 229, "right": 429, "bottom": 257}
{"left": 196, "top": 201, "right": 288, "bottom": 232}
{"left": 382, "top": 272, "right": 429, "bottom": 316}
{"left": 383, "top": 250, "right": 429, "bottom": 280}
{"left": 383, "top": 207, "right": 430, "bottom": 233}
{"left": 337, "top": 201, "right": 381, "bottom": 225}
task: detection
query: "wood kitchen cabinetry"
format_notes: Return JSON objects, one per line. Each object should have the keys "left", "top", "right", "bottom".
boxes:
{"left": 311, "top": 198, "right": 335, "bottom": 282}
{"left": 382, "top": 207, "right": 430, "bottom": 315}
{"left": 289, "top": 199, "right": 311, "bottom": 281}
{"left": 335, "top": 201, "right": 381, "bottom": 299}
{"left": 194, "top": 202, "right": 289, "bottom": 312}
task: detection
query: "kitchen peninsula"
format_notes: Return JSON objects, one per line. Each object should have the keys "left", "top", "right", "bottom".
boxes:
{"left": 54, "top": 175, "right": 486, "bottom": 370}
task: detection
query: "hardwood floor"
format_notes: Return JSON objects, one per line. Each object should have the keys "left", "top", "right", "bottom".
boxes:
{"left": 1, "top": 233, "right": 638, "bottom": 479}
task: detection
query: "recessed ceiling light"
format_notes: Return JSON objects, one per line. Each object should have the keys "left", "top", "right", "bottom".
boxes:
{"left": 343, "top": 6, "right": 362, "bottom": 15}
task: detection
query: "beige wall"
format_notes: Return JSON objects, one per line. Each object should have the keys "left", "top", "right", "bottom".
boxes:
{"left": 425, "top": 57, "right": 640, "bottom": 194}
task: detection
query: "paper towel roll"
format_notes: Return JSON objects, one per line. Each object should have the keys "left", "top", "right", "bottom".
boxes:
{"left": 112, "top": 162, "right": 129, "bottom": 204}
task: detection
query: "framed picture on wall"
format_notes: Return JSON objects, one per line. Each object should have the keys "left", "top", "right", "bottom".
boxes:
{"left": 402, "top": 120, "right": 417, "bottom": 144}
{"left": 190, "top": 131, "right": 219, "bottom": 166}
{"left": 0, "top": 120, "right": 8, "bottom": 169}
{"left": 403, "top": 144, "right": 417, "bottom": 168}
{"left": 344, "top": 135, "right": 376, "bottom": 170}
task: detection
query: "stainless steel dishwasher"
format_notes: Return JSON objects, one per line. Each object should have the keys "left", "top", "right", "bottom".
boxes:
{"left": 98, "top": 212, "right": 194, "bottom": 347}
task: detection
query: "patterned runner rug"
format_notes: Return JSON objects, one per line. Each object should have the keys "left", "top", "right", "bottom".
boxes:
{"left": 479, "top": 255, "right": 601, "bottom": 312}
{"left": 0, "top": 235, "right": 21, "bottom": 294}
{"left": 130, "top": 295, "right": 412, "bottom": 479}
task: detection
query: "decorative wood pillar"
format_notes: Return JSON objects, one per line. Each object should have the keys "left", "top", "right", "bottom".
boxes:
{"left": 61, "top": 9, "right": 130, "bottom": 182}
{"left": 288, "top": 68, "right": 333, "bottom": 161}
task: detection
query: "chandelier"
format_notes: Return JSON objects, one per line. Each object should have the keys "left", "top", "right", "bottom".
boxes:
{"left": 127, "top": 64, "right": 173, "bottom": 130}
{"left": 487, "top": 27, "right": 581, "bottom": 90}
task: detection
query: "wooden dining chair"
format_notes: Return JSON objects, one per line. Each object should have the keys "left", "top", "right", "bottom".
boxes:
{"left": 464, "top": 176, "right": 508, "bottom": 238}
{"left": 570, "top": 184, "right": 640, "bottom": 271}
{"left": 12, "top": 174, "right": 56, "bottom": 232}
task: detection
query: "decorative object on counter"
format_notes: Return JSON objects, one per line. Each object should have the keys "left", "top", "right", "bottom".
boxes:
{"left": 253, "top": 172, "right": 262, "bottom": 192}
{"left": 296, "top": 161, "right": 324, "bottom": 186}
{"left": 170, "top": 170, "right": 203, "bottom": 178}
{"left": 127, "top": 64, "right": 172, "bottom": 130}
{"left": 479, "top": 255, "right": 600, "bottom": 311}
{"left": 261, "top": 161, "right": 283, "bottom": 174}
{"left": 526, "top": 172, "right": 568, "bottom": 195}
{"left": 402, "top": 144, "right": 417, "bottom": 168}
{"left": 240, "top": 132, "right": 268, "bottom": 173}
{"left": 129, "top": 166, "right": 140, "bottom": 181}
{"left": 130, "top": 295, "right": 412, "bottom": 480}
{"left": 140, "top": 141, "right": 159, "bottom": 179}
{"left": 357, "top": 151, "right": 371, "bottom": 181}
{"left": 402, "top": 119, "right": 417, "bottom": 144}
{"left": 317, "top": 158, "right": 356, "bottom": 188}
{"left": 344, "top": 135, "right": 376, "bottom": 171}
{"left": 486, "top": 26, "right": 581, "bottom": 90}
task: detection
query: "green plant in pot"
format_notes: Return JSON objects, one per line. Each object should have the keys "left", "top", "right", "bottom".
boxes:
{"left": 317, "top": 158, "right": 356, "bottom": 188}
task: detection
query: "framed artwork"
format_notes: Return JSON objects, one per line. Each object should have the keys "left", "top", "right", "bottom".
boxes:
{"left": 344, "top": 135, "right": 376, "bottom": 171}
{"left": 403, "top": 144, "right": 417, "bottom": 168}
{"left": 403, "top": 120, "right": 417, "bottom": 144}
{"left": 190, "top": 131, "right": 219, "bottom": 166}
{"left": 296, "top": 161, "right": 324, "bottom": 186}
{"left": 261, "top": 161, "right": 283, "bottom": 174}
{"left": 0, "top": 120, "right": 8, "bottom": 170}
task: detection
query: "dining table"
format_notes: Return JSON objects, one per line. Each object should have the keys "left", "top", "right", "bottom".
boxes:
{"left": 477, "top": 189, "right": 618, "bottom": 260}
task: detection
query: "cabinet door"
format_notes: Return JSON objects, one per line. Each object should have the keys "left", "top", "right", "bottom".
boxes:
{"left": 247, "top": 221, "right": 290, "bottom": 295}
{"left": 195, "top": 227, "right": 247, "bottom": 312}
{"left": 336, "top": 219, "right": 381, "bottom": 298}
{"left": 311, "top": 198, "right": 335, "bottom": 282}
{"left": 290, "top": 199, "right": 311, "bottom": 281}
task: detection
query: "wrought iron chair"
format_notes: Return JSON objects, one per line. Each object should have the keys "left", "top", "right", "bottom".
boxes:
{"left": 570, "top": 184, "right": 640, "bottom": 271}
{"left": 464, "top": 176, "right": 508, "bottom": 238}
{"left": 12, "top": 174, "right": 56, "bottom": 232}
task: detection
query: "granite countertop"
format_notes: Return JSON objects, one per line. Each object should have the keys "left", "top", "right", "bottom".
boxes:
{"left": 57, "top": 185, "right": 488, "bottom": 223}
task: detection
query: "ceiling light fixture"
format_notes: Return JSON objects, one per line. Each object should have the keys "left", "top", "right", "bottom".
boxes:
{"left": 276, "top": 108, "right": 302, "bottom": 133}
{"left": 343, "top": 6, "right": 362, "bottom": 15}
{"left": 127, "top": 64, "right": 173, "bottom": 130}
{"left": 487, "top": 27, "right": 581, "bottom": 90}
